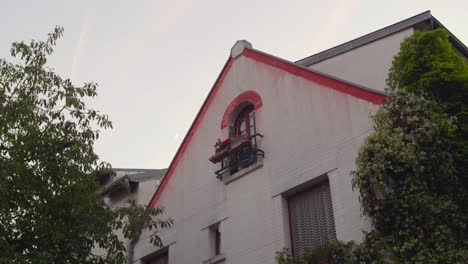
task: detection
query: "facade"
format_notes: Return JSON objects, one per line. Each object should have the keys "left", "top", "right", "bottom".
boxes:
{"left": 95, "top": 168, "right": 167, "bottom": 261}
{"left": 128, "top": 11, "right": 467, "bottom": 264}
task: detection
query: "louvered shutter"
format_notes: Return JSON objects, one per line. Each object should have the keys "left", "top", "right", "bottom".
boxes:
{"left": 147, "top": 252, "right": 168, "bottom": 264}
{"left": 288, "top": 180, "right": 336, "bottom": 256}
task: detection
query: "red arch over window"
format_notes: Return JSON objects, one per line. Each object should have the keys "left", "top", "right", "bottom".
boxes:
{"left": 221, "top": 90, "right": 263, "bottom": 129}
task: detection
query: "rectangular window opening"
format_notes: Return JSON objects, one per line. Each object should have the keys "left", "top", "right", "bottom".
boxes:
{"left": 287, "top": 179, "right": 336, "bottom": 256}
{"left": 145, "top": 251, "right": 168, "bottom": 264}
{"left": 210, "top": 223, "right": 221, "bottom": 257}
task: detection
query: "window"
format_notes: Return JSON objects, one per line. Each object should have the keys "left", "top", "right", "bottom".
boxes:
{"left": 145, "top": 251, "right": 168, "bottom": 264}
{"left": 215, "top": 226, "right": 221, "bottom": 256}
{"left": 209, "top": 102, "right": 264, "bottom": 180}
{"left": 225, "top": 105, "right": 257, "bottom": 174}
{"left": 233, "top": 105, "right": 255, "bottom": 137}
{"left": 210, "top": 223, "right": 221, "bottom": 257}
{"left": 288, "top": 180, "right": 336, "bottom": 256}
{"left": 203, "top": 223, "right": 226, "bottom": 264}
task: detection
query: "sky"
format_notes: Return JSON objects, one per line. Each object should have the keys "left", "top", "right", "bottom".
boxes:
{"left": 1, "top": 1, "right": 467, "bottom": 169}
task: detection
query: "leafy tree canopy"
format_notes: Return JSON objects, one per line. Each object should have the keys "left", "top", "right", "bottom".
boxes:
{"left": 278, "top": 29, "right": 468, "bottom": 263}
{"left": 0, "top": 27, "right": 171, "bottom": 264}
{"left": 353, "top": 29, "right": 468, "bottom": 263}
{"left": 387, "top": 29, "right": 468, "bottom": 202}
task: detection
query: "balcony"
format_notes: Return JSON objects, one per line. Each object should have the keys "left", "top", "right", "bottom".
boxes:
{"left": 209, "top": 133, "right": 264, "bottom": 180}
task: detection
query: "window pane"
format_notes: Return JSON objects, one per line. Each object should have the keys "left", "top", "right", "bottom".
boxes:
{"left": 234, "top": 106, "right": 255, "bottom": 137}
{"left": 288, "top": 180, "right": 336, "bottom": 256}
{"left": 240, "top": 120, "right": 246, "bottom": 133}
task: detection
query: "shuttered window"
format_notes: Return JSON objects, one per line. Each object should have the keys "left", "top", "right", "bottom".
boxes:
{"left": 288, "top": 180, "right": 336, "bottom": 256}
{"left": 146, "top": 252, "right": 168, "bottom": 264}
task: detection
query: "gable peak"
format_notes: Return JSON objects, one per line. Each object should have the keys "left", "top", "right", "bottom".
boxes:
{"left": 231, "top": 40, "right": 252, "bottom": 58}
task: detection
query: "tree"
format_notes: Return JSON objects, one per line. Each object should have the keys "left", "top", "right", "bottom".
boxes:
{"left": 0, "top": 27, "right": 172, "bottom": 264}
{"left": 353, "top": 29, "right": 468, "bottom": 263}
{"left": 277, "top": 29, "right": 468, "bottom": 263}
{"left": 386, "top": 29, "right": 468, "bottom": 212}
{"left": 276, "top": 240, "right": 373, "bottom": 264}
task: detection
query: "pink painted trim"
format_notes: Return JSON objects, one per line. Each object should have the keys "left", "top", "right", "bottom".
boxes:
{"left": 221, "top": 90, "right": 263, "bottom": 129}
{"left": 243, "top": 49, "right": 387, "bottom": 105}
{"left": 148, "top": 57, "right": 237, "bottom": 209}
{"left": 148, "top": 49, "right": 386, "bottom": 209}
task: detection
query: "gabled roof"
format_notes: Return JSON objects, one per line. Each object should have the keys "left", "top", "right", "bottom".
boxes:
{"left": 147, "top": 42, "right": 387, "bottom": 209}
{"left": 98, "top": 168, "right": 166, "bottom": 197}
{"left": 296, "top": 10, "right": 468, "bottom": 67}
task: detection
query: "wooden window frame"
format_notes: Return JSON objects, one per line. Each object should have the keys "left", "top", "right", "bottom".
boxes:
{"left": 233, "top": 105, "right": 255, "bottom": 138}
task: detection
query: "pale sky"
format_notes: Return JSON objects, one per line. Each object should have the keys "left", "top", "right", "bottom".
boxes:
{"left": 1, "top": 1, "right": 467, "bottom": 169}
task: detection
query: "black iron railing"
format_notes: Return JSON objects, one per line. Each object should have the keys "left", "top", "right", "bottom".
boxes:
{"left": 209, "top": 133, "right": 264, "bottom": 180}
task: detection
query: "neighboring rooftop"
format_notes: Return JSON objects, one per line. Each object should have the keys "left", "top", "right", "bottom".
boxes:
{"left": 98, "top": 168, "right": 167, "bottom": 197}
{"left": 296, "top": 10, "right": 468, "bottom": 67}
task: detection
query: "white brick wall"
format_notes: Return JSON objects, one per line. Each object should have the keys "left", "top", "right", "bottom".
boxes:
{"left": 308, "top": 27, "right": 413, "bottom": 92}
{"left": 134, "top": 55, "right": 380, "bottom": 264}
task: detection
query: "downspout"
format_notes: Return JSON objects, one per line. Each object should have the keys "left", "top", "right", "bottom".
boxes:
{"left": 127, "top": 235, "right": 139, "bottom": 264}
{"left": 127, "top": 182, "right": 143, "bottom": 264}
{"left": 127, "top": 215, "right": 144, "bottom": 264}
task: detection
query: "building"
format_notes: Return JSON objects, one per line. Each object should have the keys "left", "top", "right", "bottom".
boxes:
{"left": 130, "top": 11, "right": 468, "bottom": 264}
{"left": 95, "top": 168, "right": 167, "bottom": 261}
{"left": 98, "top": 168, "right": 167, "bottom": 209}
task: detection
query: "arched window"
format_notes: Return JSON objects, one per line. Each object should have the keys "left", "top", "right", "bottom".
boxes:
{"left": 225, "top": 104, "right": 257, "bottom": 174}
{"left": 233, "top": 105, "right": 255, "bottom": 138}
{"left": 210, "top": 93, "right": 264, "bottom": 180}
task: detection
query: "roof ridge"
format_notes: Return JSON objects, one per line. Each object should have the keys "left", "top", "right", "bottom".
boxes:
{"left": 296, "top": 10, "right": 432, "bottom": 66}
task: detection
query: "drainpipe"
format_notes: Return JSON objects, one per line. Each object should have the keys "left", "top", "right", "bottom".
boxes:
{"left": 127, "top": 217, "right": 143, "bottom": 264}
{"left": 127, "top": 237, "right": 139, "bottom": 264}
{"left": 127, "top": 183, "right": 143, "bottom": 264}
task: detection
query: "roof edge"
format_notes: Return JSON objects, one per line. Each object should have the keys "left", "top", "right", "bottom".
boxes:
{"left": 249, "top": 47, "right": 387, "bottom": 96}
{"left": 147, "top": 45, "right": 388, "bottom": 210}
{"left": 147, "top": 56, "right": 233, "bottom": 209}
{"left": 431, "top": 17, "right": 468, "bottom": 58}
{"left": 296, "top": 10, "right": 433, "bottom": 66}
{"left": 112, "top": 168, "right": 165, "bottom": 172}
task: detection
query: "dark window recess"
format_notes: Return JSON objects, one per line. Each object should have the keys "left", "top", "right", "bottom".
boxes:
{"left": 209, "top": 105, "right": 264, "bottom": 179}
{"left": 233, "top": 105, "right": 255, "bottom": 138}
{"left": 146, "top": 251, "right": 168, "bottom": 264}
{"left": 288, "top": 180, "right": 336, "bottom": 256}
{"left": 211, "top": 224, "right": 221, "bottom": 256}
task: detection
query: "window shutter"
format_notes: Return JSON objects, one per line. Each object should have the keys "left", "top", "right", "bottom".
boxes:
{"left": 288, "top": 180, "right": 336, "bottom": 256}
{"left": 147, "top": 252, "right": 168, "bottom": 264}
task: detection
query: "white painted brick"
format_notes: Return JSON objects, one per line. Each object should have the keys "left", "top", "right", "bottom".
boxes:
{"left": 136, "top": 54, "right": 381, "bottom": 263}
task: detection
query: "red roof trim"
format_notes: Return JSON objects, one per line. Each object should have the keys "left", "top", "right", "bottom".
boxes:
{"left": 221, "top": 90, "right": 263, "bottom": 129}
{"left": 243, "top": 49, "right": 387, "bottom": 105}
{"left": 148, "top": 56, "right": 236, "bottom": 209}
{"left": 148, "top": 48, "right": 386, "bottom": 209}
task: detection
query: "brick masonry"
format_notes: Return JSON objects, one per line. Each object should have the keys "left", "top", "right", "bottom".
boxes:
{"left": 133, "top": 55, "right": 381, "bottom": 264}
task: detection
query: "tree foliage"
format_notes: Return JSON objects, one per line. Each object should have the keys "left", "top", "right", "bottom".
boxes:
{"left": 277, "top": 29, "right": 468, "bottom": 263}
{"left": 386, "top": 29, "right": 468, "bottom": 208}
{"left": 0, "top": 27, "right": 172, "bottom": 264}
{"left": 276, "top": 241, "right": 375, "bottom": 264}
{"left": 353, "top": 29, "right": 468, "bottom": 263}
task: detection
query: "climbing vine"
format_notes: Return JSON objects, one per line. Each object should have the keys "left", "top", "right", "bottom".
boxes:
{"left": 353, "top": 29, "right": 468, "bottom": 263}
{"left": 278, "top": 29, "right": 468, "bottom": 263}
